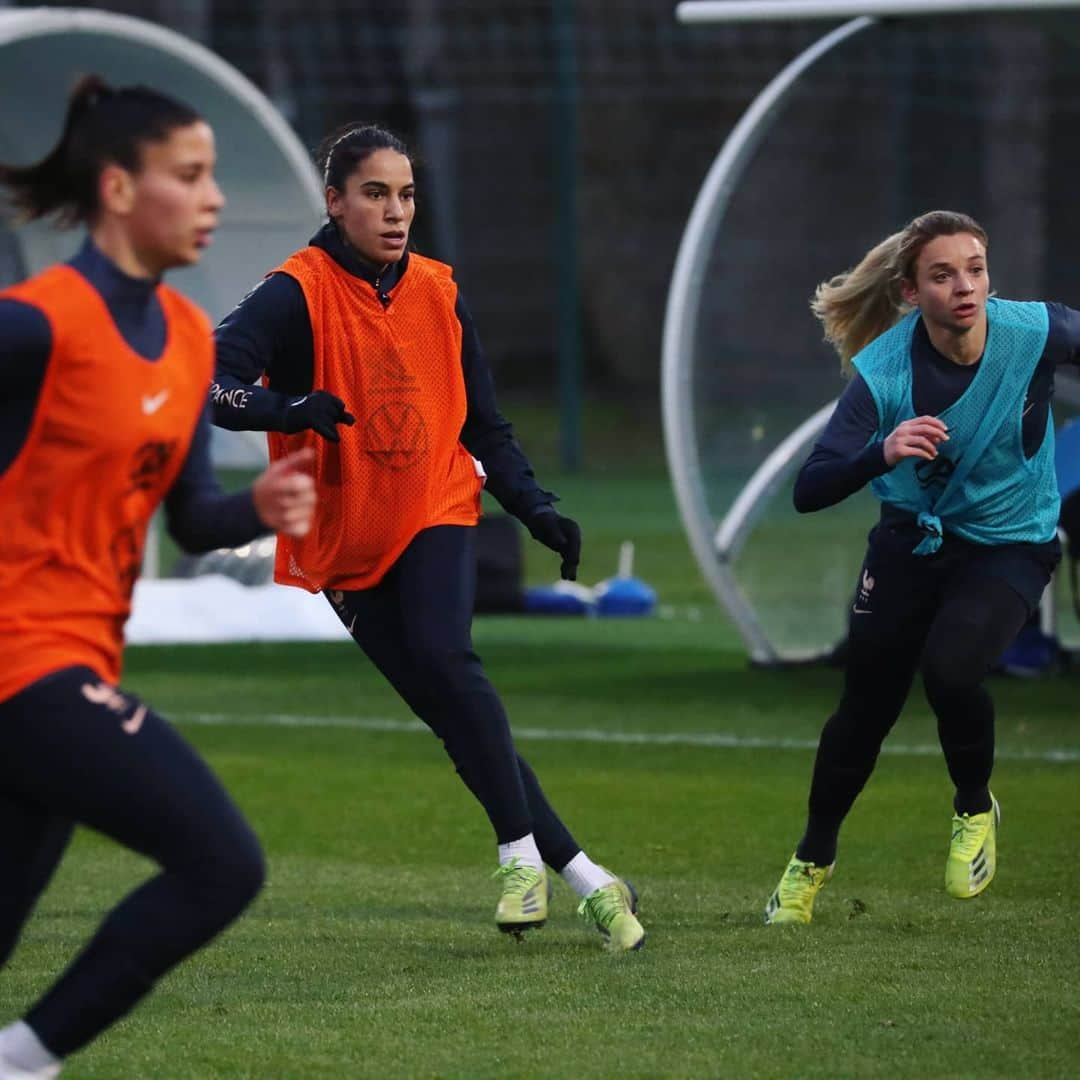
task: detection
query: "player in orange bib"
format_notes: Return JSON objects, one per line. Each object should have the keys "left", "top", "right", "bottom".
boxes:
{"left": 0, "top": 77, "right": 315, "bottom": 1078}
{"left": 212, "top": 124, "right": 645, "bottom": 951}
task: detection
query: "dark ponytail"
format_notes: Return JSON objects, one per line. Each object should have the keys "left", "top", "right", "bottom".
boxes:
{"left": 0, "top": 74, "right": 201, "bottom": 227}
{"left": 316, "top": 123, "right": 412, "bottom": 195}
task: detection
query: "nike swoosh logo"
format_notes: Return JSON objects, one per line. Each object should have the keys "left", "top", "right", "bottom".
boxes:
{"left": 347, "top": 615, "right": 357, "bottom": 635}
{"left": 82, "top": 680, "right": 116, "bottom": 705}
{"left": 289, "top": 396, "right": 309, "bottom": 407}
{"left": 122, "top": 704, "right": 147, "bottom": 735}
{"left": 142, "top": 390, "right": 170, "bottom": 415}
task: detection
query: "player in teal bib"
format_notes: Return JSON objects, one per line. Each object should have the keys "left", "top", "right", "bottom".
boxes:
{"left": 855, "top": 297, "right": 1058, "bottom": 554}
{"left": 764, "top": 212, "right": 1079, "bottom": 926}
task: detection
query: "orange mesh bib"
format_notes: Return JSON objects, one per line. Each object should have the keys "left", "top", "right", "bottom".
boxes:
{"left": 0, "top": 266, "right": 212, "bottom": 701}
{"left": 268, "top": 247, "right": 482, "bottom": 592}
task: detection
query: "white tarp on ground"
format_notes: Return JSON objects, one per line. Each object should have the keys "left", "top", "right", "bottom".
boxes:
{"left": 127, "top": 576, "right": 350, "bottom": 644}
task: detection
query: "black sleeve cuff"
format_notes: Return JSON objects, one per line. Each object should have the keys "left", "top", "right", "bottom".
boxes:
{"left": 166, "top": 489, "right": 268, "bottom": 555}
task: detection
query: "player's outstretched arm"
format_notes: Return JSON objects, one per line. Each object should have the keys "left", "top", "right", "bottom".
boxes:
{"left": 212, "top": 272, "right": 352, "bottom": 436}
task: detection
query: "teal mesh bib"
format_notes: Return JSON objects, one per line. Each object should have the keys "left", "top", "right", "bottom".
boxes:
{"left": 852, "top": 298, "right": 1058, "bottom": 554}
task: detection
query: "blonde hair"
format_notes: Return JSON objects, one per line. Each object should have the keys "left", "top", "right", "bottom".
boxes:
{"left": 811, "top": 210, "right": 989, "bottom": 369}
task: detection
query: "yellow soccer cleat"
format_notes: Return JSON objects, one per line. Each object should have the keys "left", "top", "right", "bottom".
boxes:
{"left": 493, "top": 859, "right": 550, "bottom": 937}
{"left": 764, "top": 854, "right": 835, "bottom": 925}
{"left": 578, "top": 875, "right": 645, "bottom": 952}
{"left": 945, "top": 794, "right": 1000, "bottom": 899}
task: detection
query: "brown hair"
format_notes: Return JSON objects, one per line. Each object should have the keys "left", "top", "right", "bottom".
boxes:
{"left": 810, "top": 210, "right": 989, "bottom": 369}
{"left": 317, "top": 123, "right": 412, "bottom": 197}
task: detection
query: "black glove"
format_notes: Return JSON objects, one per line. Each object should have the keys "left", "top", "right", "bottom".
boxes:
{"left": 525, "top": 507, "right": 581, "bottom": 581}
{"left": 283, "top": 390, "right": 356, "bottom": 442}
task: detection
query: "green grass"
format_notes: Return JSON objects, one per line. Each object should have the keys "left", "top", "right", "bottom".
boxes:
{"left": 3, "top": 633, "right": 1078, "bottom": 1078}
{"left": 6, "top": 401, "right": 1079, "bottom": 1077}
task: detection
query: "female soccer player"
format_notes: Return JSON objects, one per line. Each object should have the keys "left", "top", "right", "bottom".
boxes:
{"left": 0, "top": 77, "right": 316, "bottom": 1077}
{"left": 765, "top": 210, "right": 1080, "bottom": 924}
{"left": 211, "top": 123, "right": 644, "bottom": 951}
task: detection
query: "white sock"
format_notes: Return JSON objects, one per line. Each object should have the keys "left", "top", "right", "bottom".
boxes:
{"left": 497, "top": 833, "right": 543, "bottom": 870}
{"left": 0, "top": 1021, "right": 61, "bottom": 1076}
{"left": 560, "top": 851, "right": 617, "bottom": 897}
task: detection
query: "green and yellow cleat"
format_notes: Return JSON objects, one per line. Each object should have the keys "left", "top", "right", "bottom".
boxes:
{"left": 493, "top": 859, "right": 550, "bottom": 937}
{"left": 946, "top": 794, "right": 1000, "bottom": 899}
{"left": 578, "top": 874, "right": 645, "bottom": 952}
{"left": 764, "top": 854, "right": 835, "bottom": 925}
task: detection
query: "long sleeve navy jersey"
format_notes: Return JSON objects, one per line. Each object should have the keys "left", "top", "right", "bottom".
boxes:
{"left": 794, "top": 303, "right": 1080, "bottom": 513}
{"left": 0, "top": 238, "right": 265, "bottom": 553}
{"left": 211, "top": 223, "right": 556, "bottom": 521}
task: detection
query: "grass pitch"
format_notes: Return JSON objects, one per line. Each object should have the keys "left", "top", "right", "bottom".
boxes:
{"left": 4, "top": 411, "right": 1079, "bottom": 1077}
{"left": 3, "top": 627, "right": 1077, "bottom": 1079}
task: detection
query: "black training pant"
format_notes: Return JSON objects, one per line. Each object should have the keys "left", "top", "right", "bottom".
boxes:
{"left": 0, "top": 667, "right": 264, "bottom": 1058}
{"left": 326, "top": 524, "right": 581, "bottom": 870}
{"left": 797, "top": 521, "right": 1059, "bottom": 865}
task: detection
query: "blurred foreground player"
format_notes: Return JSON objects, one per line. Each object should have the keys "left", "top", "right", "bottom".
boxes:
{"left": 0, "top": 76, "right": 315, "bottom": 1077}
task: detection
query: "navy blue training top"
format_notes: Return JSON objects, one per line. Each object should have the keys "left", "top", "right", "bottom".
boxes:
{"left": 0, "top": 237, "right": 265, "bottom": 552}
{"left": 794, "top": 303, "right": 1080, "bottom": 513}
{"left": 211, "top": 223, "right": 556, "bottom": 522}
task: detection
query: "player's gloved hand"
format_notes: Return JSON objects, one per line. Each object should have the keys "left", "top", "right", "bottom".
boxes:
{"left": 283, "top": 390, "right": 356, "bottom": 442}
{"left": 525, "top": 506, "right": 581, "bottom": 581}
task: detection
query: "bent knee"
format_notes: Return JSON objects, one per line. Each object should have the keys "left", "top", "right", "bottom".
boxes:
{"left": 174, "top": 821, "right": 266, "bottom": 915}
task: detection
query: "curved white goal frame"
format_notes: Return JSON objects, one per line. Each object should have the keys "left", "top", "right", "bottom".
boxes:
{"left": 661, "top": 16, "right": 873, "bottom": 663}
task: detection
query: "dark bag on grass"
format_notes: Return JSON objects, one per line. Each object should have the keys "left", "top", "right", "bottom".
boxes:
{"left": 475, "top": 514, "right": 525, "bottom": 614}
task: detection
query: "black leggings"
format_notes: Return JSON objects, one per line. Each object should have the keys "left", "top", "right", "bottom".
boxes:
{"left": 327, "top": 524, "right": 581, "bottom": 870}
{"left": 797, "top": 525, "right": 1057, "bottom": 865}
{"left": 0, "top": 667, "right": 264, "bottom": 1058}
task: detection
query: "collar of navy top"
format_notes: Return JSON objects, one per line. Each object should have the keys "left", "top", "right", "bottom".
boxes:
{"left": 69, "top": 236, "right": 161, "bottom": 306}
{"left": 310, "top": 222, "right": 408, "bottom": 294}
{"left": 913, "top": 316, "right": 983, "bottom": 374}
{"left": 67, "top": 237, "right": 166, "bottom": 361}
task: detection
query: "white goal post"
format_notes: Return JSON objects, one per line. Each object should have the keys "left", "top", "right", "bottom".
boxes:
{"left": 677, "top": 0, "right": 1080, "bottom": 24}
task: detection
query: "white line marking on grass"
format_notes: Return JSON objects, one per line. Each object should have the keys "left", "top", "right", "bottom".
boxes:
{"left": 173, "top": 713, "right": 1080, "bottom": 764}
